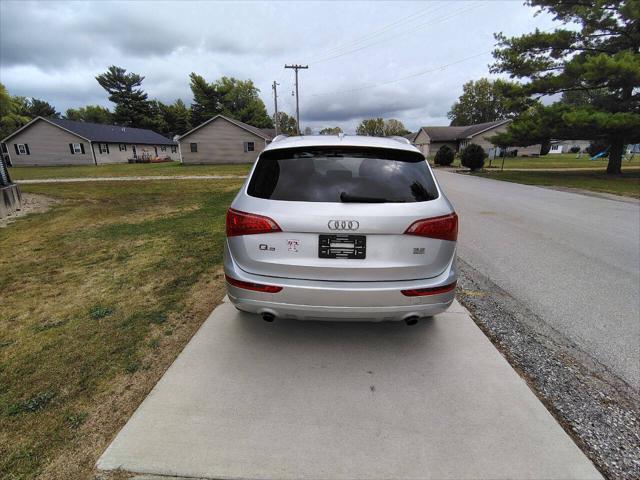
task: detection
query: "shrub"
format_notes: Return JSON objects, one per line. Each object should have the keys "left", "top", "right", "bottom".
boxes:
{"left": 434, "top": 145, "right": 454, "bottom": 166}
{"left": 460, "top": 144, "right": 485, "bottom": 171}
{"left": 570, "top": 146, "right": 581, "bottom": 154}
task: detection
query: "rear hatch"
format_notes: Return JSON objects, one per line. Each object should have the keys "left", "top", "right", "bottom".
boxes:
{"left": 227, "top": 145, "right": 456, "bottom": 282}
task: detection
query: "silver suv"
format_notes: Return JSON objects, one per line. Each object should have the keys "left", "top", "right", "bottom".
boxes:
{"left": 224, "top": 135, "right": 457, "bottom": 324}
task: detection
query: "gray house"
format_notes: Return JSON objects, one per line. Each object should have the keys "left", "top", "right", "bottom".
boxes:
{"left": 178, "top": 115, "right": 274, "bottom": 164}
{"left": 1, "top": 116, "right": 177, "bottom": 166}
{"left": 410, "top": 119, "right": 541, "bottom": 157}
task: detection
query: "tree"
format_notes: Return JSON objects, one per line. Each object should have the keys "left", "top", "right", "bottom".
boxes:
{"left": 319, "top": 126, "right": 343, "bottom": 135}
{"left": 0, "top": 83, "right": 30, "bottom": 139}
{"left": 96, "top": 65, "right": 150, "bottom": 127}
{"left": 357, "top": 118, "right": 411, "bottom": 136}
{"left": 447, "top": 78, "right": 531, "bottom": 126}
{"left": 189, "top": 74, "right": 273, "bottom": 128}
{"left": 356, "top": 118, "right": 386, "bottom": 136}
{"left": 162, "top": 99, "right": 191, "bottom": 138}
{"left": 460, "top": 144, "right": 485, "bottom": 171}
{"left": 18, "top": 98, "right": 59, "bottom": 118}
{"left": 304, "top": 126, "right": 313, "bottom": 135}
{"left": 274, "top": 112, "right": 298, "bottom": 135}
{"left": 383, "top": 118, "right": 410, "bottom": 136}
{"left": 65, "top": 105, "right": 112, "bottom": 124}
{"left": 490, "top": 0, "right": 640, "bottom": 174}
{"left": 189, "top": 73, "right": 219, "bottom": 126}
{"left": 434, "top": 145, "right": 455, "bottom": 166}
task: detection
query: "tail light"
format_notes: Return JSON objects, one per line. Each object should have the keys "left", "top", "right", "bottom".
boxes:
{"left": 225, "top": 274, "right": 283, "bottom": 293}
{"left": 404, "top": 213, "right": 458, "bottom": 241}
{"left": 401, "top": 281, "right": 457, "bottom": 297}
{"left": 226, "top": 208, "right": 281, "bottom": 237}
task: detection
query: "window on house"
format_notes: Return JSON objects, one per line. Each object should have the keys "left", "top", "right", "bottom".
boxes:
{"left": 161, "top": 146, "right": 167, "bottom": 152}
{"left": 171, "top": 145, "right": 177, "bottom": 153}
{"left": 16, "top": 144, "right": 29, "bottom": 155}
{"left": 119, "top": 144, "right": 127, "bottom": 151}
{"left": 244, "top": 141, "right": 255, "bottom": 152}
{"left": 99, "top": 143, "right": 109, "bottom": 154}
{"left": 190, "top": 143, "right": 198, "bottom": 153}
{"left": 72, "top": 143, "right": 82, "bottom": 154}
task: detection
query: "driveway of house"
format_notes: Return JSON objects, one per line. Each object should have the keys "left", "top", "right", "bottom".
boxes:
{"left": 98, "top": 299, "right": 600, "bottom": 479}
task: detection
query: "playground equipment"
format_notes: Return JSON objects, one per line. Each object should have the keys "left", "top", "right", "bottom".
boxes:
{"left": 590, "top": 146, "right": 610, "bottom": 160}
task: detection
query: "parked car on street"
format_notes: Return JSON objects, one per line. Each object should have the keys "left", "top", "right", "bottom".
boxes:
{"left": 224, "top": 135, "right": 458, "bottom": 324}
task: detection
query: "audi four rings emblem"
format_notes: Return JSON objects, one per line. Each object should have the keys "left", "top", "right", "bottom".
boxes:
{"left": 328, "top": 220, "right": 360, "bottom": 230}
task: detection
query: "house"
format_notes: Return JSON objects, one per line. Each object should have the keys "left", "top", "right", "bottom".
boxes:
{"left": 410, "top": 119, "right": 541, "bottom": 157}
{"left": 1, "top": 116, "right": 177, "bottom": 166}
{"left": 549, "top": 140, "right": 591, "bottom": 154}
{"left": 178, "top": 115, "right": 274, "bottom": 164}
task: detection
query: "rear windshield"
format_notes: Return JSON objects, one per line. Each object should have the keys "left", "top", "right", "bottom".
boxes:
{"left": 247, "top": 147, "right": 439, "bottom": 203}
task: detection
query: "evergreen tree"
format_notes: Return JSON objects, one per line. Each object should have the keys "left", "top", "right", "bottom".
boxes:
{"left": 490, "top": 0, "right": 640, "bottom": 174}
{"left": 65, "top": 105, "right": 112, "bottom": 124}
{"left": 96, "top": 66, "right": 151, "bottom": 127}
{"left": 189, "top": 74, "right": 273, "bottom": 128}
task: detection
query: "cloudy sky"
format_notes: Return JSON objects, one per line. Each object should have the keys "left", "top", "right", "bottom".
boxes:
{"left": 0, "top": 0, "right": 560, "bottom": 133}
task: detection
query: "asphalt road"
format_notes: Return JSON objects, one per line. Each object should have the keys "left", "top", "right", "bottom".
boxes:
{"left": 436, "top": 171, "right": 640, "bottom": 390}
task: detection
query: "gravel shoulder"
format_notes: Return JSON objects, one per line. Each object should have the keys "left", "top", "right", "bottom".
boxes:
{"left": 456, "top": 258, "right": 640, "bottom": 480}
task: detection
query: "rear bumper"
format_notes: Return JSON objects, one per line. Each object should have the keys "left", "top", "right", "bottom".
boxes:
{"left": 224, "top": 243, "right": 457, "bottom": 321}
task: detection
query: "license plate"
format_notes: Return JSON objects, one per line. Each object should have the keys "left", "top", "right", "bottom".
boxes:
{"left": 319, "top": 234, "right": 366, "bottom": 259}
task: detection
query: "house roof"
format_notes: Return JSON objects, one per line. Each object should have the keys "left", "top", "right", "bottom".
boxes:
{"left": 403, "top": 131, "right": 419, "bottom": 142}
{"left": 1, "top": 116, "right": 176, "bottom": 145}
{"left": 178, "top": 114, "right": 274, "bottom": 141}
{"left": 421, "top": 119, "right": 510, "bottom": 142}
{"left": 48, "top": 118, "right": 176, "bottom": 145}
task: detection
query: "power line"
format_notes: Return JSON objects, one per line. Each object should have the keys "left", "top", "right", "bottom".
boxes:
{"left": 306, "top": 25, "right": 558, "bottom": 99}
{"left": 309, "top": 51, "right": 491, "bottom": 98}
{"left": 308, "top": 2, "right": 446, "bottom": 61}
{"left": 309, "top": 2, "right": 483, "bottom": 65}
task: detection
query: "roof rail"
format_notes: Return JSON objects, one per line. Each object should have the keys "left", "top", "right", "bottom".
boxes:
{"left": 389, "top": 136, "right": 412, "bottom": 145}
{"left": 272, "top": 134, "right": 289, "bottom": 143}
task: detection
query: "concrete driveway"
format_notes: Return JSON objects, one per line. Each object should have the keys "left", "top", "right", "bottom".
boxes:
{"left": 98, "top": 299, "right": 600, "bottom": 479}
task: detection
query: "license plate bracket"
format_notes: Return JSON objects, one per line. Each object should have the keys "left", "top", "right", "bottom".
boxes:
{"left": 319, "top": 234, "right": 366, "bottom": 259}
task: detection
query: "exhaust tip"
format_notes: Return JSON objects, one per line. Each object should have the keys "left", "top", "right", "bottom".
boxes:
{"left": 261, "top": 312, "right": 275, "bottom": 322}
{"left": 404, "top": 316, "right": 419, "bottom": 326}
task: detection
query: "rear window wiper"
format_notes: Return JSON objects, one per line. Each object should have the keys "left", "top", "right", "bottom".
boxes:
{"left": 339, "top": 192, "right": 405, "bottom": 203}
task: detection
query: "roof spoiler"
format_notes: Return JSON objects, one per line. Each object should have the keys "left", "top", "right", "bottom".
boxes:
{"left": 272, "top": 135, "right": 289, "bottom": 143}
{"left": 389, "top": 136, "right": 412, "bottom": 145}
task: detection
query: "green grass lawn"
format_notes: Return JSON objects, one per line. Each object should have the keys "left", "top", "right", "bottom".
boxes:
{"left": 430, "top": 153, "right": 640, "bottom": 170}
{"left": 473, "top": 170, "right": 640, "bottom": 198}
{"left": 9, "top": 161, "right": 252, "bottom": 180}
{"left": 0, "top": 178, "right": 245, "bottom": 479}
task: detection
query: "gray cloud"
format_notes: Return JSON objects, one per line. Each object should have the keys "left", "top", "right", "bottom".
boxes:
{"left": 0, "top": 1, "right": 559, "bottom": 131}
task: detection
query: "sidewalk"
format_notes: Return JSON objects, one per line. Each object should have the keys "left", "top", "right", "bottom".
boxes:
{"left": 98, "top": 299, "right": 601, "bottom": 480}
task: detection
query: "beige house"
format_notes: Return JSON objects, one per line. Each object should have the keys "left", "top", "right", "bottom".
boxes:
{"left": 1, "top": 116, "right": 177, "bottom": 166}
{"left": 549, "top": 140, "right": 591, "bottom": 154}
{"left": 178, "top": 115, "right": 275, "bottom": 164}
{"left": 410, "top": 119, "right": 541, "bottom": 157}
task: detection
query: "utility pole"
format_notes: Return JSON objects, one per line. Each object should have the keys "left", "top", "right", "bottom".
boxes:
{"left": 272, "top": 81, "right": 280, "bottom": 136}
{"left": 284, "top": 64, "right": 308, "bottom": 135}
